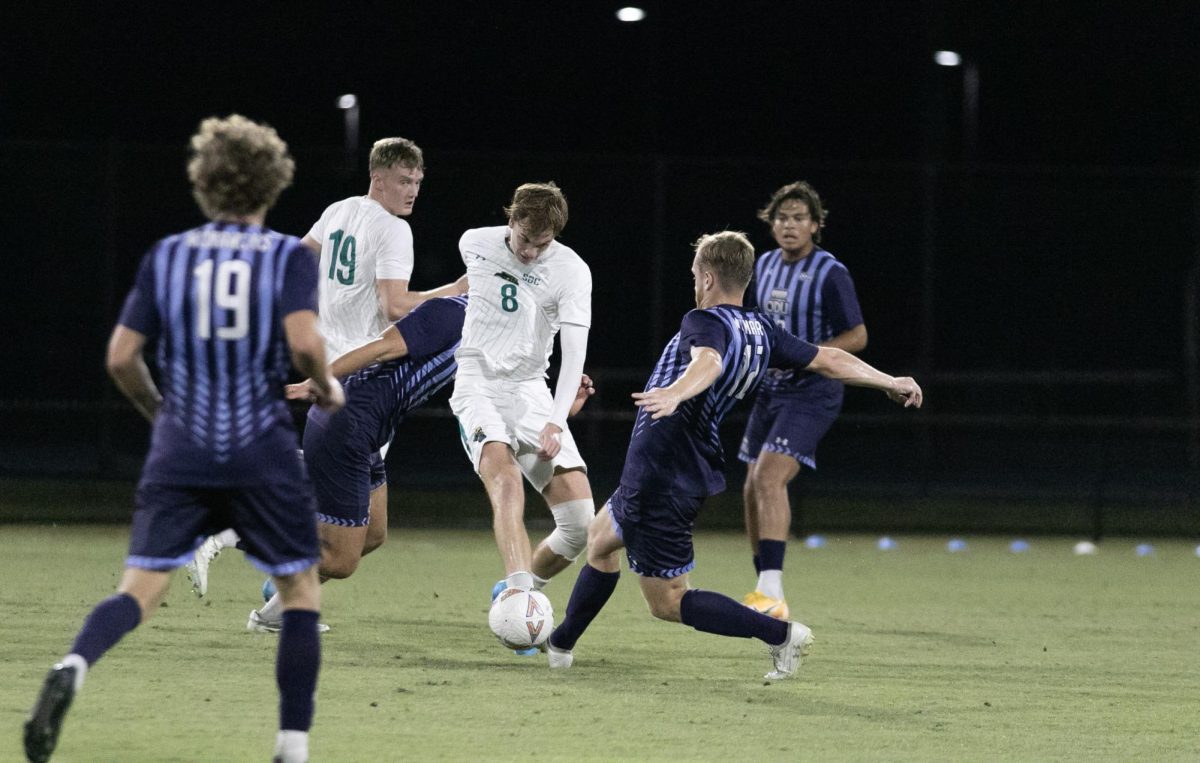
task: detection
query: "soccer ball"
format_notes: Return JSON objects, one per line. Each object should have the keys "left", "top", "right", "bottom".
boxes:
{"left": 488, "top": 588, "right": 553, "bottom": 650}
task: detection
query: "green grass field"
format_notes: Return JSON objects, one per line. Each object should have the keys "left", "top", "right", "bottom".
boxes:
{"left": 2, "top": 525, "right": 1198, "bottom": 762}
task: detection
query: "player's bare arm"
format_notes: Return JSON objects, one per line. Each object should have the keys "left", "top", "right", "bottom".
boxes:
{"left": 569, "top": 374, "right": 595, "bottom": 417}
{"left": 286, "top": 325, "right": 410, "bottom": 402}
{"left": 283, "top": 310, "right": 344, "bottom": 412}
{"left": 633, "top": 346, "right": 724, "bottom": 420}
{"left": 819, "top": 323, "right": 868, "bottom": 354}
{"left": 300, "top": 234, "right": 321, "bottom": 253}
{"left": 805, "top": 346, "right": 922, "bottom": 408}
{"left": 105, "top": 325, "right": 162, "bottom": 422}
{"left": 378, "top": 276, "right": 470, "bottom": 321}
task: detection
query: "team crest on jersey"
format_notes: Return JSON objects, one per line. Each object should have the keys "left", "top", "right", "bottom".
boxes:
{"left": 471, "top": 427, "right": 486, "bottom": 443}
{"left": 766, "top": 288, "right": 791, "bottom": 315}
{"left": 495, "top": 271, "right": 519, "bottom": 285}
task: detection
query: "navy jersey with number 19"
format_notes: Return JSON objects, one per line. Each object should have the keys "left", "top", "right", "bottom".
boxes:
{"left": 117, "top": 221, "right": 319, "bottom": 486}
{"left": 619, "top": 305, "right": 819, "bottom": 497}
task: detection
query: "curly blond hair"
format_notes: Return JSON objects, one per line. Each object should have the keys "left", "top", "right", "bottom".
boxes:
{"left": 369, "top": 137, "right": 424, "bottom": 172}
{"left": 187, "top": 114, "right": 295, "bottom": 220}
{"left": 504, "top": 182, "right": 568, "bottom": 237}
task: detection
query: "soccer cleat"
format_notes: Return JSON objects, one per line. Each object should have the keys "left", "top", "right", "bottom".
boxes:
{"left": 765, "top": 621, "right": 814, "bottom": 680}
{"left": 185, "top": 534, "right": 228, "bottom": 598}
{"left": 490, "top": 579, "right": 538, "bottom": 656}
{"left": 742, "top": 590, "right": 790, "bottom": 620}
{"left": 544, "top": 639, "right": 574, "bottom": 669}
{"left": 246, "top": 610, "right": 330, "bottom": 634}
{"left": 24, "top": 663, "right": 78, "bottom": 763}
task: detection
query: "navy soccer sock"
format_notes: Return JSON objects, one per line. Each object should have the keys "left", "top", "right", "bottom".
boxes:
{"left": 277, "top": 609, "right": 321, "bottom": 732}
{"left": 549, "top": 565, "right": 619, "bottom": 651}
{"left": 70, "top": 593, "right": 142, "bottom": 665}
{"left": 679, "top": 589, "right": 788, "bottom": 645}
{"left": 752, "top": 554, "right": 761, "bottom": 575}
{"left": 758, "top": 539, "right": 786, "bottom": 571}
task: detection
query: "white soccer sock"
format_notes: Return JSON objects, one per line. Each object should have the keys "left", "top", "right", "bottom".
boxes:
{"left": 756, "top": 570, "right": 784, "bottom": 601}
{"left": 258, "top": 592, "right": 284, "bottom": 622}
{"left": 61, "top": 653, "right": 88, "bottom": 692}
{"left": 505, "top": 571, "right": 534, "bottom": 591}
{"left": 214, "top": 528, "right": 240, "bottom": 549}
{"left": 274, "top": 730, "right": 308, "bottom": 763}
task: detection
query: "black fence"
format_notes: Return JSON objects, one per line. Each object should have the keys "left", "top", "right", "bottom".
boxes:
{"left": 2, "top": 140, "right": 1198, "bottom": 534}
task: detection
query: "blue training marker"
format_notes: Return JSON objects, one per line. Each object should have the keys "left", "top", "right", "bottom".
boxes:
{"left": 877, "top": 536, "right": 897, "bottom": 551}
{"left": 947, "top": 538, "right": 967, "bottom": 552}
{"left": 1135, "top": 543, "right": 1155, "bottom": 557}
{"left": 1009, "top": 539, "right": 1031, "bottom": 553}
{"left": 804, "top": 534, "right": 827, "bottom": 549}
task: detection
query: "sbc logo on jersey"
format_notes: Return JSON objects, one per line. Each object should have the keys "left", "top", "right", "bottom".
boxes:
{"left": 471, "top": 427, "right": 486, "bottom": 443}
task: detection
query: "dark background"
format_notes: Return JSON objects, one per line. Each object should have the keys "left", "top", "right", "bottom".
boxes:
{"left": 2, "top": 1, "right": 1198, "bottom": 532}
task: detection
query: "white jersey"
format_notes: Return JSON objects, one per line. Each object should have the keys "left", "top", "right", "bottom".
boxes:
{"left": 306, "top": 196, "right": 414, "bottom": 359}
{"left": 456, "top": 226, "right": 591, "bottom": 381}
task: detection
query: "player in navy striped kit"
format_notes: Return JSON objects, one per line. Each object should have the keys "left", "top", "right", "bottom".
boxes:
{"left": 739, "top": 181, "right": 867, "bottom": 620}
{"left": 23, "top": 116, "right": 341, "bottom": 763}
{"left": 248, "top": 296, "right": 466, "bottom": 630}
{"left": 544, "top": 231, "right": 919, "bottom": 679}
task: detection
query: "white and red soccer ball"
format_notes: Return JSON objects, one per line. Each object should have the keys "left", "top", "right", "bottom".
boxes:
{"left": 488, "top": 588, "right": 553, "bottom": 650}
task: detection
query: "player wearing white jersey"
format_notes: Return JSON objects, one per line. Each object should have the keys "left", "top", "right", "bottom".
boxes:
{"left": 186, "top": 138, "right": 466, "bottom": 613}
{"left": 450, "top": 183, "right": 597, "bottom": 627}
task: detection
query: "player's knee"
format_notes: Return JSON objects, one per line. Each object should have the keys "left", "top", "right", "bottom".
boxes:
{"left": 318, "top": 549, "right": 361, "bottom": 580}
{"left": 363, "top": 525, "right": 387, "bottom": 555}
{"left": 645, "top": 595, "right": 681, "bottom": 622}
{"left": 546, "top": 498, "right": 594, "bottom": 561}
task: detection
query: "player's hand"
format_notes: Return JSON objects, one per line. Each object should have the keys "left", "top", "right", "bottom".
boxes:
{"left": 632, "top": 387, "right": 681, "bottom": 419}
{"left": 887, "top": 377, "right": 923, "bottom": 408}
{"left": 537, "top": 422, "right": 563, "bottom": 461}
{"left": 285, "top": 379, "right": 318, "bottom": 402}
{"left": 313, "top": 376, "right": 345, "bottom": 413}
{"left": 569, "top": 374, "right": 595, "bottom": 417}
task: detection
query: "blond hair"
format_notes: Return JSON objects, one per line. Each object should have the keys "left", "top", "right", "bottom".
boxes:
{"left": 369, "top": 137, "right": 424, "bottom": 172}
{"left": 187, "top": 114, "right": 294, "bottom": 220}
{"left": 694, "top": 231, "right": 755, "bottom": 291}
{"left": 504, "top": 182, "right": 569, "bottom": 237}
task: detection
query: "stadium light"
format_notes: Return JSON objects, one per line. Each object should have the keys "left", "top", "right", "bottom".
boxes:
{"left": 616, "top": 6, "right": 646, "bottom": 22}
{"left": 337, "top": 94, "right": 360, "bottom": 171}
{"left": 934, "top": 50, "right": 962, "bottom": 67}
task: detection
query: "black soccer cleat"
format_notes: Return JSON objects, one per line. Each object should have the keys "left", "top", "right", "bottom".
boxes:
{"left": 23, "top": 663, "right": 77, "bottom": 763}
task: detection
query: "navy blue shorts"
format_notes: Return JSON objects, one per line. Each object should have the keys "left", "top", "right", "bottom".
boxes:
{"left": 302, "top": 412, "right": 386, "bottom": 528}
{"left": 128, "top": 480, "right": 319, "bottom": 576}
{"left": 607, "top": 485, "right": 704, "bottom": 579}
{"left": 737, "top": 392, "right": 838, "bottom": 470}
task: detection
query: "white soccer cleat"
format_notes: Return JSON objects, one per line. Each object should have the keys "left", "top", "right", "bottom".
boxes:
{"left": 765, "top": 621, "right": 814, "bottom": 680}
{"left": 185, "top": 534, "right": 228, "bottom": 598}
{"left": 247, "top": 610, "right": 330, "bottom": 634}
{"left": 545, "top": 641, "right": 574, "bottom": 670}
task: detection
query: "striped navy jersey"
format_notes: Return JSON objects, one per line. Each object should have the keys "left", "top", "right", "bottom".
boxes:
{"left": 620, "top": 305, "right": 818, "bottom": 497}
{"left": 319, "top": 296, "right": 466, "bottom": 449}
{"left": 117, "top": 221, "right": 318, "bottom": 485}
{"left": 746, "top": 247, "right": 863, "bottom": 398}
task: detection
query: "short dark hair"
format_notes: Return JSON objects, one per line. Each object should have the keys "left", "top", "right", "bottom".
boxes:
{"left": 187, "top": 114, "right": 294, "bottom": 220}
{"left": 757, "top": 181, "right": 828, "bottom": 243}
{"left": 369, "top": 137, "right": 424, "bottom": 172}
{"left": 694, "top": 231, "right": 755, "bottom": 291}
{"left": 504, "top": 182, "right": 568, "bottom": 237}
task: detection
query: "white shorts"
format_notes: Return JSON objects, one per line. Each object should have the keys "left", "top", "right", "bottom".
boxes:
{"left": 449, "top": 374, "right": 587, "bottom": 493}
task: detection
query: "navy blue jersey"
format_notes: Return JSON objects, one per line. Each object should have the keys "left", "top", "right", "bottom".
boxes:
{"left": 311, "top": 296, "right": 466, "bottom": 450}
{"left": 620, "top": 305, "right": 819, "bottom": 497}
{"left": 746, "top": 247, "right": 862, "bottom": 400}
{"left": 117, "top": 221, "right": 318, "bottom": 485}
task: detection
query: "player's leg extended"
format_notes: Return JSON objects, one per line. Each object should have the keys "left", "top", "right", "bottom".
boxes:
{"left": 742, "top": 470, "right": 761, "bottom": 570}
{"left": 24, "top": 567, "right": 169, "bottom": 763}
{"left": 744, "top": 451, "right": 801, "bottom": 617}
{"left": 270, "top": 565, "right": 321, "bottom": 763}
{"left": 532, "top": 467, "right": 594, "bottom": 583}
{"left": 362, "top": 483, "right": 388, "bottom": 558}
{"left": 479, "top": 441, "right": 535, "bottom": 588}
{"left": 546, "top": 503, "right": 624, "bottom": 662}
